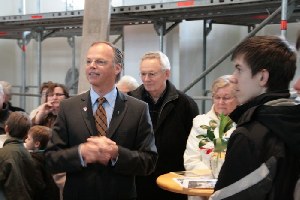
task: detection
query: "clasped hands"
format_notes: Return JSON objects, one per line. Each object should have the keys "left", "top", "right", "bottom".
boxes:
{"left": 80, "top": 136, "right": 119, "bottom": 166}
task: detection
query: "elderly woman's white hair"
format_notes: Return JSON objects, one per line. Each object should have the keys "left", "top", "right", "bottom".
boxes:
{"left": 211, "top": 75, "right": 234, "bottom": 95}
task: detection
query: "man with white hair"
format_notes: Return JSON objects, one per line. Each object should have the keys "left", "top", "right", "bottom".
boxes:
{"left": 0, "top": 83, "right": 11, "bottom": 134}
{"left": 129, "top": 51, "right": 199, "bottom": 200}
{"left": 0, "top": 81, "right": 25, "bottom": 112}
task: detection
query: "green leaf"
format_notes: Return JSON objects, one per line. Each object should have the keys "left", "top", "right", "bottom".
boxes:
{"left": 199, "top": 139, "right": 209, "bottom": 148}
{"left": 218, "top": 114, "right": 233, "bottom": 138}
{"left": 207, "top": 129, "right": 215, "bottom": 141}
{"left": 209, "top": 120, "right": 218, "bottom": 129}
{"left": 200, "top": 125, "right": 210, "bottom": 130}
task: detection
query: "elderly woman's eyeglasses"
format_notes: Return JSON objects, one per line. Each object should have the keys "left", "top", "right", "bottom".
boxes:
{"left": 213, "top": 96, "right": 234, "bottom": 102}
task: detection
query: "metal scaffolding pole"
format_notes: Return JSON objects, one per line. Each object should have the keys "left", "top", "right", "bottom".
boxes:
{"left": 159, "top": 21, "right": 165, "bottom": 52}
{"left": 37, "top": 31, "right": 42, "bottom": 104}
{"left": 20, "top": 37, "right": 26, "bottom": 109}
{"left": 202, "top": 20, "right": 207, "bottom": 113}
{"left": 183, "top": 4, "right": 283, "bottom": 93}
{"left": 281, "top": 0, "right": 288, "bottom": 38}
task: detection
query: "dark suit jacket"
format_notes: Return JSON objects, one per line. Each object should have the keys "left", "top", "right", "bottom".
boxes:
{"left": 45, "top": 91, "right": 158, "bottom": 200}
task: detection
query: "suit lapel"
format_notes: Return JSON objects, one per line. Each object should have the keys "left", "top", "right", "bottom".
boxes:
{"left": 80, "top": 91, "right": 96, "bottom": 136}
{"left": 107, "top": 92, "right": 127, "bottom": 138}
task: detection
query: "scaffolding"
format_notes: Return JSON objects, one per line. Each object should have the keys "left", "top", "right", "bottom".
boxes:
{"left": 0, "top": 0, "right": 299, "bottom": 111}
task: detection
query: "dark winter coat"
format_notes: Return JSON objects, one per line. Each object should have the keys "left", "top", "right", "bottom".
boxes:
{"left": 31, "top": 151, "right": 60, "bottom": 200}
{"left": 0, "top": 139, "right": 44, "bottom": 200}
{"left": 211, "top": 91, "right": 300, "bottom": 200}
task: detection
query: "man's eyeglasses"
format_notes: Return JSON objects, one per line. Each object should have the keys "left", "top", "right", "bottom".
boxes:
{"left": 86, "top": 59, "right": 108, "bottom": 66}
{"left": 47, "top": 93, "right": 65, "bottom": 97}
{"left": 140, "top": 70, "right": 165, "bottom": 79}
{"left": 213, "top": 96, "right": 234, "bottom": 102}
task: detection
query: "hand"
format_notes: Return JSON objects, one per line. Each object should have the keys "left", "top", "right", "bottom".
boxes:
{"left": 80, "top": 141, "right": 111, "bottom": 166}
{"left": 33, "top": 101, "right": 55, "bottom": 124}
{"left": 87, "top": 136, "right": 119, "bottom": 161}
{"left": 39, "top": 101, "right": 56, "bottom": 116}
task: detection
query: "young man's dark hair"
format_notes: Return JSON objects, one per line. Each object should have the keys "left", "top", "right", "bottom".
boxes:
{"left": 231, "top": 35, "right": 297, "bottom": 92}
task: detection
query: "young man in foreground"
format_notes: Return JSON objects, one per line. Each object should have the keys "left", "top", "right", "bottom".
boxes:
{"left": 211, "top": 35, "right": 300, "bottom": 200}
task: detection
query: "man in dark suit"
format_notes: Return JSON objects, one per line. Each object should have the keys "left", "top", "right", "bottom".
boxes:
{"left": 45, "top": 42, "right": 158, "bottom": 200}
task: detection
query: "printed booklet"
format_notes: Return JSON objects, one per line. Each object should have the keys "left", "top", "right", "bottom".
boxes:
{"left": 171, "top": 170, "right": 217, "bottom": 189}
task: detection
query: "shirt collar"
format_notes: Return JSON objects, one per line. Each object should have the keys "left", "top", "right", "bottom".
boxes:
{"left": 90, "top": 86, "right": 118, "bottom": 106}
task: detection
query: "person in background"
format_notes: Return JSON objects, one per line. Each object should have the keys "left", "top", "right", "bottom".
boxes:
{"left": 184, "top": 75, "right": 238, "bottom": 170}
{"left": 210, "top": 35, "right": 300, "bottom": 200}
{"left": 0, "top": 83, "right": 11, "bottom": 135}
{"left": 116, "top": 75, "right": 139, "bottom": 93}
{"left": 24, "top": 125, "right": 60, "bottom": 200}
{"left": 184, "top": 75, "right": 238, "bottom": 200}
{"left": 29, "top": 81, "right": 54, "bottom": 120}
{"left": 45, "top": 41, "right": 157, "bottom": 200}
{"left": 0, "top": 112, "right": 43, "bottom": 200}
{"left": 0, "top": 81, "right": 25, "bottom": 112}
{"left": 129, "top": 51, "right": 199, "bottom": 200}
{"left": 31, "top": 82, "right": 69, "bottom": 199}
{"left": 32, "top": 83, "right": 69, "bottom": 128}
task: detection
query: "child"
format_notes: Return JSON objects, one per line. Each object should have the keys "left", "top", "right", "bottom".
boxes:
{"left": 0, "top": 112, "right": 42, "bottom": 200}
{"left": 25, "top": 125, "right": 60, "bottom": 200}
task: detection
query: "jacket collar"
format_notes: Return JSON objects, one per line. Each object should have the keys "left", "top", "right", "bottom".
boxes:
{"left": 130, "top": 80, "right": 179, "bottom": 103}
{"left": 80, "top": 90, "right": 128, "bottom": 138}
{"left": 3, "top": 138, "right": 24, "bottom": 147}
{"left": 229, "top": 90, "right": 290, "bottom": 125}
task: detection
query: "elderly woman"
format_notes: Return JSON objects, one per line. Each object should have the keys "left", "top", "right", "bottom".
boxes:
{"left": 184, "top": 75, "right": 238, "bottom": 172}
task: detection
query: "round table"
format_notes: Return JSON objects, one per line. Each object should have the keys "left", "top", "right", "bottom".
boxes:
{"left": 156, "top": 170, "right": 214, "bottom": 198}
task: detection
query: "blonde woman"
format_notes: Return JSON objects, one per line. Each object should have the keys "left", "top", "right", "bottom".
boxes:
{"left": 184, "top": 75, "right": 238, "bottom": 199}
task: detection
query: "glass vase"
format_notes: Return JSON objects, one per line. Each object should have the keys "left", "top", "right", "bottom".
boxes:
{"left": 210, "top": 152, "right": 225, "bottom": 179}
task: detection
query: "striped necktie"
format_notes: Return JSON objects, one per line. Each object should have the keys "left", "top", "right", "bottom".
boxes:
{"left": 95, "top": 97, "right": 107, "bottom": 136}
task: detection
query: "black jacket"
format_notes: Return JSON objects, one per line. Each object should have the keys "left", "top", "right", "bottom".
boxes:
{"left": 211, "top": 91, "right": 300, "bottom": 200}
{"left": 31, "top": 151, "right": 60, "bottom": 200}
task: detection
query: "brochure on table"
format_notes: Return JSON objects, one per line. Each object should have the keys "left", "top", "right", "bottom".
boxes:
{"left": 171, "top": 170, "right": 217, "bottom": 189}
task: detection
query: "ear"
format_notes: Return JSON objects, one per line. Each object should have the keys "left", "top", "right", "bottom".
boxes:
{"left": 259, "top": 69, "right": 269, "bottom": 87}
{"left": 165, "top": 69, "right": 171, "bottom": 79}
{"left": 34, "top": 141, "right": 41, "bottom": 149}
{"left": 114, "top": 63, "right": 122, "bottom": 75}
